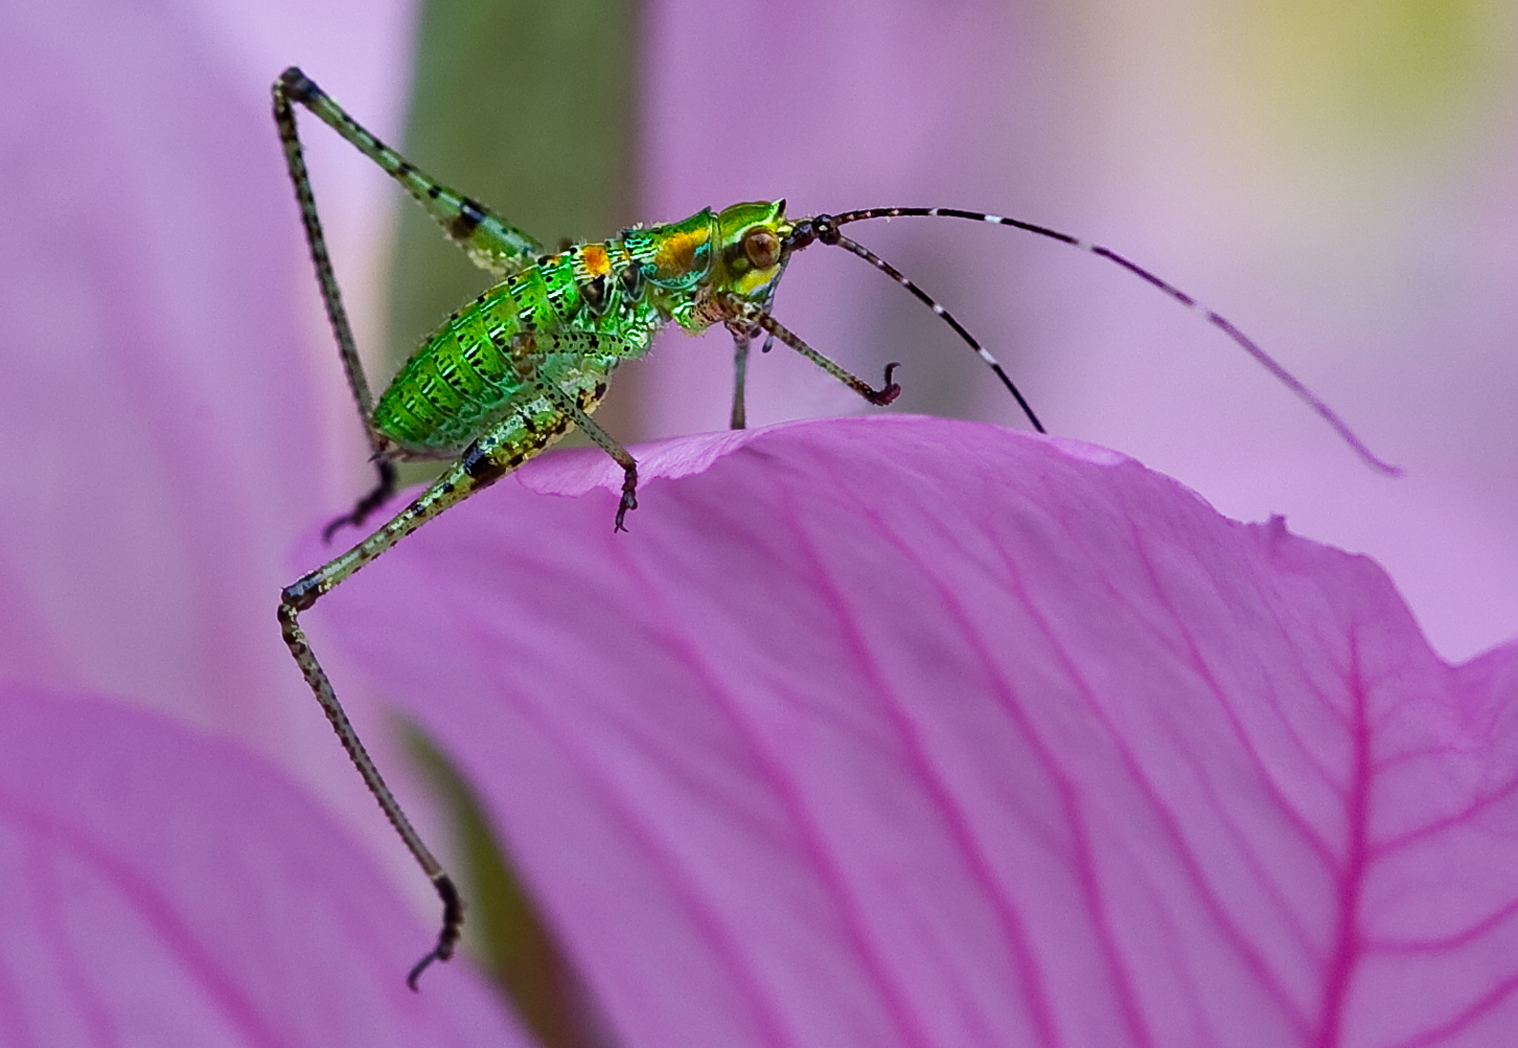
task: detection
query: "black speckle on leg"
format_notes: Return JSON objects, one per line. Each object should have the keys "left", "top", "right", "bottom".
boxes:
{"left": 282, "top": 575, "right": 321, "bottom": 612}
{"left": 461, "top": 441, "right": 507, "bottom": 487}
{"left": 448, "top": 198, "right": 485, "bottom": 241}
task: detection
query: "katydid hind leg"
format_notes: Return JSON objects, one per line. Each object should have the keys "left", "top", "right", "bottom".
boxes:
{"left": 273, "top": 72, "right": 387, "bottom": 465}
{"left": 274, "top": 68, "right": 551, "bottom": 540}
{"left": 276, "top": 68, "right": 544, "bottom": 279}
{"left": 279, "top": 450, "right": 522, "bottom": 986}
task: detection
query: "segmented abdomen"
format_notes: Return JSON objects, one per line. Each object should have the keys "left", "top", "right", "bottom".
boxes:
{"left": 372, "top": 250, "right": 641, "bottom": 456}
{"left": 371, "top": 281, "right": 531, "bottom": 453}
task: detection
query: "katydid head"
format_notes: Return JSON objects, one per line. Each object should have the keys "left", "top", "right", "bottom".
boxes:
{"left": 711, "top": 200, "right": 794, "bottom": 304}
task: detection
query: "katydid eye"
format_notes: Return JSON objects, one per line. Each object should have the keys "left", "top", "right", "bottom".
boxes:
{"left": 743, "top": 229, "right": 781, "bottom": 269}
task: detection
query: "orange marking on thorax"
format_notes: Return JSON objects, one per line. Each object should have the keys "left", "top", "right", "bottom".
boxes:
{"left": 579, "top": 243, "right": 611, "bottom": 277}
{"left": 654, "top": 230, "right": 705, "bottom": 274}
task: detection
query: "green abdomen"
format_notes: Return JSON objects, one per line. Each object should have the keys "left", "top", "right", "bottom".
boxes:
{"left": 372, "top": 279, "right": 608, "bottom": 456}
{"left": 372, "top": 282, "right": 525, "bottom": 454}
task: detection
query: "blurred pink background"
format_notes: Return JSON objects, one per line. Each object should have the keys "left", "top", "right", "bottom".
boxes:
{"left": 1, "top": 0, "right": 1514, "bottom": 921}
{"left": 636, "top": 0, "right": 1518, "bottom": 667}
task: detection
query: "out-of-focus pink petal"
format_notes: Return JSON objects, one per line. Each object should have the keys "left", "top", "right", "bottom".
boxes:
{"left": 0, "top": 0, "right": 434, "bottom": 863}
{"left": 0, "top": 0, "right": 322, "bottom": 724}
{"left": 0, "top": 684, "right": 528, "bottom": 1048}
{"left": 308, "top": 416, "right": 1518, "bottom": 1047}
{"left": 516, "top": 423, "right": 785, "bottom": 498}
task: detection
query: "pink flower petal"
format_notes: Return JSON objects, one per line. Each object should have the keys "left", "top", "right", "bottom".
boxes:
{"left": 0, "top": 0, "right": 414, "bottom": 784}
{"left": 0, "top": 0, "right": 439, "bottom": 871}
{"left": 307, "top": 415, "right": 1518, "bottom": 1047}
{"left": 0, "top": 684, "right": 528, "bottom": 1047}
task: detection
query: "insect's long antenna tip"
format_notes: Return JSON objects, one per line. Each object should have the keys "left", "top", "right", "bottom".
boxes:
{"left": 1341, "top": 430, "right": 1404, "bottom": 477}
{"left": 1331, "top": 410, "right": 1402, "bottom": 476}
{"left": 1202, "top": 312, "right": 1402, "bottom": 477}
{"left": 832, "top": 207, "right": 1399, "bottom": 474}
